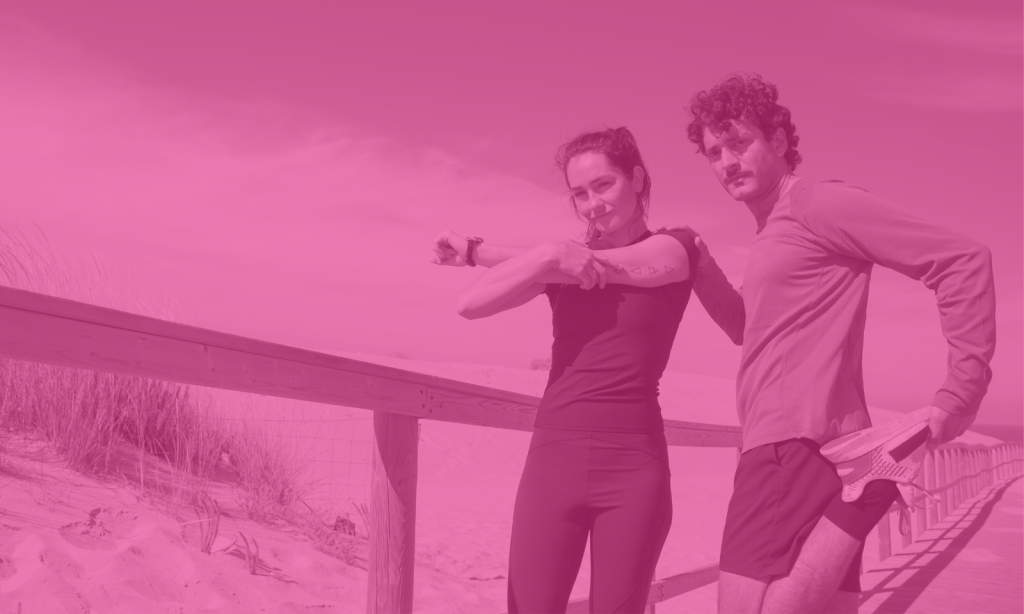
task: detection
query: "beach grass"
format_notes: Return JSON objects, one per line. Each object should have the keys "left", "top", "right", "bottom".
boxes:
{"left": 0, "top": 225, "right": 310, "bottom": 528}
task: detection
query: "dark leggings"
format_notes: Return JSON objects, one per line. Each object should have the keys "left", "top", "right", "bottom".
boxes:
{"left": 507, "top": 427, "right": 673, "bottom": 614}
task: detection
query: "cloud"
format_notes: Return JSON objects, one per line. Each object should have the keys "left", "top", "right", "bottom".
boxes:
{"left": 832, "top": 3, "right": 1023, "bottom": 56}
{"left": 861, "top": 72, "right": 1023, "bottom": 112}
{"left": 0, "top": 20, "right": 578, "bottom": 292}
{"left": 826, "top": 3, "right": 1022, "bottom": 111}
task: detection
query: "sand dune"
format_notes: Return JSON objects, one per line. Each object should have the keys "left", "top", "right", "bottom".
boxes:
{"left": 0, "top": 355, "right": 1001, "bottom": 613}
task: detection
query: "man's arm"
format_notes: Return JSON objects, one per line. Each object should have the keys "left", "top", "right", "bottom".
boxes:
{"left": 792, "top": 181, "right": 996, "bottom": 440}
{"left": 657, "top": 225, "right": 745, "bottom": 345}
{"left": 691, "top": 257, "right": 746, "bottom": 346}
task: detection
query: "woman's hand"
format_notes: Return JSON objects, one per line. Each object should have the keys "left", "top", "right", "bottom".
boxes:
{"left": 542, "top": 240, "right": 609, "bottom": 290}
{"left": 430, "top": 230, "right": 469, "bottom": 266}
{"left": 654, "top": 224, "right": 711, "bottom": 267}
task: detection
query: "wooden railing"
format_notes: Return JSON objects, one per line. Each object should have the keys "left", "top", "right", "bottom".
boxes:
{"left": 0, "top": 285, "right": 742, "bottom": 613}
{"left": 873, "top": 441, "right": 1023, "bottom": 563}
{"left": 0, "top": 284, "right": 1016, "bottom": 614}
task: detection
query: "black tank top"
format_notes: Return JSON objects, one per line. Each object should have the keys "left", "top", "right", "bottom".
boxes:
{"left": 534, "top": 230, "right": 697, "bottom": 433}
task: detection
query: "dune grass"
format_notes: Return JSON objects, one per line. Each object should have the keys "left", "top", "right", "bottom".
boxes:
{"left": 0, "top": 225, "right": 309, "bottom": 527}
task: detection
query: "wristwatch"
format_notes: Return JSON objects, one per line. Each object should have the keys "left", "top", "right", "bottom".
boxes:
{"left": 465, "top": 237, "right": 484, "bottom": 267}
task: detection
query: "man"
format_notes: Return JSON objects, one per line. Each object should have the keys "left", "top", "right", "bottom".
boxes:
{"left": 681, "top": 74, "right": 996, "bottom": 613}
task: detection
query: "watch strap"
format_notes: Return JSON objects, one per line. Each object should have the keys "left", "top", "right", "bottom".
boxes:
{"left": 465, "top": 237, "right": 483, "bottom": 267}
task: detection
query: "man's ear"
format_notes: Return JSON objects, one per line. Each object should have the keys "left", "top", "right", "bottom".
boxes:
{"left": 632, "top": 165, "right": 645, "bottom": 193}
{"left": 771, "top": 127, "right": 788, "bottom": 157}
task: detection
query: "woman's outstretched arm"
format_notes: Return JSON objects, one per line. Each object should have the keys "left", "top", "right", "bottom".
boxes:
{"left": 434, "top": 229, "right": 692, "bottom": 289}
{"left": 456, "top": 243, "right": 556, "bottom": 319}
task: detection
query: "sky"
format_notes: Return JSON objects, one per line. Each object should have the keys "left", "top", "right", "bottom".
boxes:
{"left": 0, "top": 0, "right": 1020, "bottom": 426}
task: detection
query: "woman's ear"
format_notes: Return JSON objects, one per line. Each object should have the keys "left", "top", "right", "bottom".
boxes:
{"left": 632, "top": 165, "right": 645, "bottom": 193}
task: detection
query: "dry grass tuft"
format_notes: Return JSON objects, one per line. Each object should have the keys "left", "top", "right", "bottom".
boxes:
{"left": 194, "top": 491, "right": 222, "bottom": 554}
{"left": 0, "top": 225, "right": 304, "bottom": 524}
{"left": 297, "top": 499, "right": 368, "bottom": 568}
{"left": 238, "top": 531, "right": 261, "bottom": 575}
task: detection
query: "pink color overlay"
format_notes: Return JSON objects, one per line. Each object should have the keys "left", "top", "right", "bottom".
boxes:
{"left": 0, "top": 4, "right": 1019, "bottom": 607}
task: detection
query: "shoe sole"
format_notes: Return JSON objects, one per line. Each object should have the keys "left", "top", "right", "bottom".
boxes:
{"left": 821, "top": 407, "right": 932, "bottom": 463}
{"left": 833, "top": 424, "right": 931, "bottom": 504}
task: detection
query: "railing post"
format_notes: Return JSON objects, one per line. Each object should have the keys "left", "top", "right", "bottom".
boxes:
{"left": 952, "top": 448, "right": 962, "bottom": 509}
{"left": 998, "top": 446, "right": 1004, "bottom": 481}
{"left": 987, "top": 448, "right": 994, "bottom": 487}
{"left": 968, "top": 450, "right": 975, "bottom": 498}
{"left": 994, "top": 447, "right": 1001, "bottom": 482}
{"left": 367, "top": 412, "right": 420, "bottom": 614}
{"left": 918, "top": 450, "right": 933, "bottom": 532}
{"left": 937, "top": 450, "right": 949, "bottom": 520}
{"left": 975, "top": 450, "right": 983, "bottom": 493}
{"left": 972, "top": 450, "right": 979, "bottom": 496}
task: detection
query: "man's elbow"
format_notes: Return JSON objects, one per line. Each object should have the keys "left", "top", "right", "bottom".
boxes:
{"left": 973, "top": 243, "right": 993, "bottom": 270}
{"left": 961, "top": 241, "right": 995, "bottom": 284}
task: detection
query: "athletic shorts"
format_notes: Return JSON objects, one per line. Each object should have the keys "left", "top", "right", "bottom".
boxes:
{"left": 719, "top": 438, "right": 899, "bottom": 593}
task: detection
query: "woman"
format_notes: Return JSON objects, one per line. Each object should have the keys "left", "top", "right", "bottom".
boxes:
{"left": 432, "top": 127, "right": 698, "bottom": 613}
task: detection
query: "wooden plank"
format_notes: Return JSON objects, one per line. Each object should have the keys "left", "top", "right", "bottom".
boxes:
{"left": 937, "top": 450, "right": 949, "bottom": 520}
{"left": 565, "top": 564, "right": 721, "bottom": 613}
{"left": 424, "top": 386, "right": 537, "bottom": 432}
{"left": 922, "top": 451, "right": 936, "bottom": 530}
{"left": 646, "top": 564, "right": 721, "bottom": 604}
{"left": 0, "top": 301, "right": 429, "bottom": 416}
{"left": 366, "top": 412, "right": 419, "bottom": 614}
{"left": 860, "top": 479, "right": 1023, "bottom": 614}
{"left": 0, "top": 286, "right": 743, "bottom": 446}
{"left": 665, "top": 420, "right": 743, "bottom": 448}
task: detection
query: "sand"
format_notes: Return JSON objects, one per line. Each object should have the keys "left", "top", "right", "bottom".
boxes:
{"left": 0, "top": 354, "right": 1002, "bottom": 613}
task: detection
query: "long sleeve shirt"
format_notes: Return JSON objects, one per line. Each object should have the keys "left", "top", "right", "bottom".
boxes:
{"left": 692, "top": 178, "right": 996, "bottom": 452}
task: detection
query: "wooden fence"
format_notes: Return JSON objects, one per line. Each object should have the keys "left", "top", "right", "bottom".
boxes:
{"left": 0, "top": 284, "right": 1017, "bottom": 613}
{"left": 872, "top": 441, "right": 1023, "bottom": 563}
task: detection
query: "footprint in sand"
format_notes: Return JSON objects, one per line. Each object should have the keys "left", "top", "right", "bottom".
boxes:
{"left": 58, "top": 507, "right": 138, "bottom": 552}
{"left": 0, "top": 556, "right": 15, "bottom": 582}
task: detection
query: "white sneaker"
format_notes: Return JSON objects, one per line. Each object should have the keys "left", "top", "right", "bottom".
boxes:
{"left": 821, "top": 410, "right": 939, "bottom": 535}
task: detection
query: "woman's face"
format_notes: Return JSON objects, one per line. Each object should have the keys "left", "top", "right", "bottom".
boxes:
{"left": 565, "top": 152, "right": 643, "bottom": 240}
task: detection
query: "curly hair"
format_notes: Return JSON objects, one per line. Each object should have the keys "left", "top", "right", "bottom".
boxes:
{"left": 554, "top": 127, "right": 652, "bottom": 239}
{"left": 686, "top": 74, "right": 802, "bottom": 170}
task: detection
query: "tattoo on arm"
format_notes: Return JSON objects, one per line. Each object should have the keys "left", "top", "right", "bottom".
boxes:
{"left": 603, "top": 261, "right": 675, "bottom": 275}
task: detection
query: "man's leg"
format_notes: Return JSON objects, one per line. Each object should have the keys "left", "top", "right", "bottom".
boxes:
{"left": 719, "top": 571, "right": 769, "bottom": 614}
{"left": 761, "top": 517, "right": 859, "bottom": 613}
{"left": 763, "top": 480, "right": 897, "bottom": 613}
{"left": 717, "top": 440, "right": 838, "bottom": 613}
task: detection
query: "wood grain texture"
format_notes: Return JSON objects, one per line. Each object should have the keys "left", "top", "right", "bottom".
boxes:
{"left": 861, "top": 478, "right": 1023, "bottom": 614}
{"left": 564, "top": 565, "right": 720, "bottom": 614}
{"left": 366, "top": 412, "right": 419, "bottom": 614}
{"left": 0, "top": 286, "right": 742, "bottom": 445}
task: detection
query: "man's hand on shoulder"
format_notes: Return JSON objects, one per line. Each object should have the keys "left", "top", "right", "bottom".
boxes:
{"left": 925, "top": 405, "right": 976, "bottom": 449}
{"left": 654, "top": 224, "right": 711, "bottom": 267}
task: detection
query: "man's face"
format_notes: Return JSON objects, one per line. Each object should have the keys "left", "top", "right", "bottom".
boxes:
{"left": 702, "top": 118, "right": 787, "bottom": 202}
